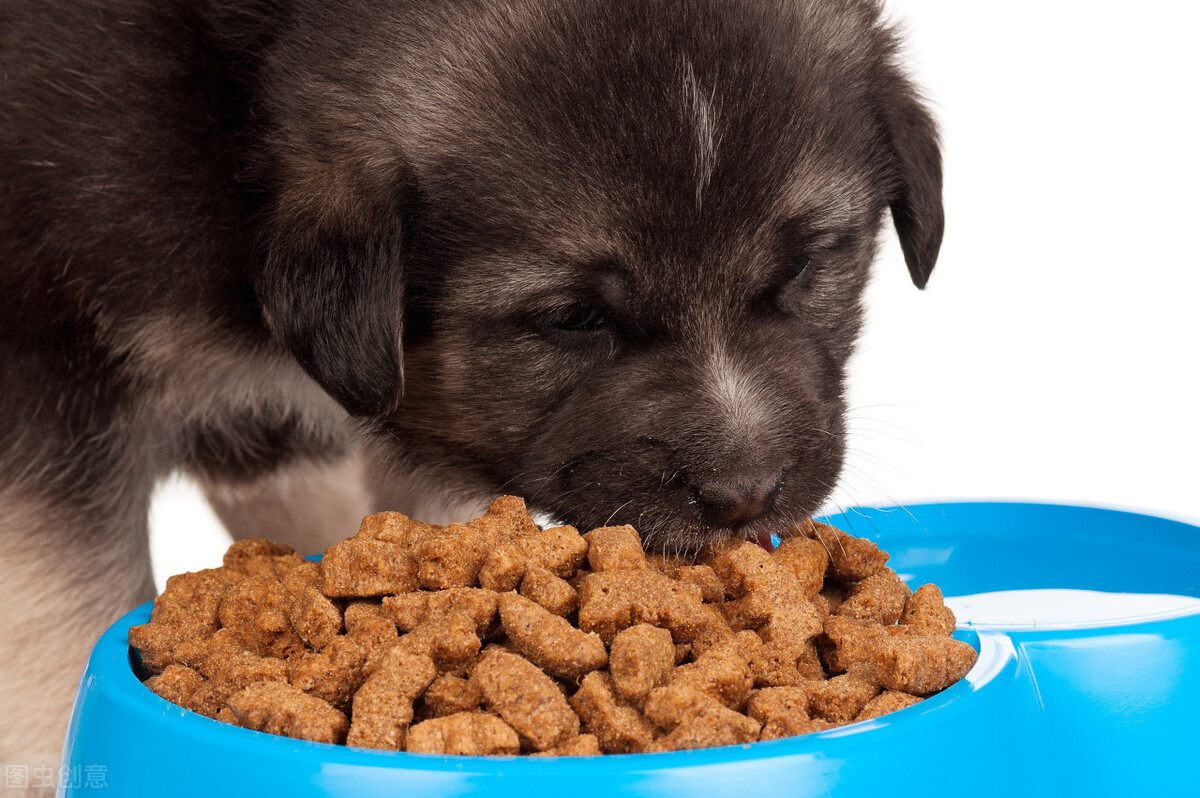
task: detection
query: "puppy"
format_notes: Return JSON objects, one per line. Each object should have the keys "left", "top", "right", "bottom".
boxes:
{"left": 0, "top": 0, "right": 942, "bottom": 773}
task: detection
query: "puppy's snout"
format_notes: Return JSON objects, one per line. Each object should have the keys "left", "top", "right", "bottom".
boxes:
{"left": 690, "top": 470, "right": 783, "bottom": 528}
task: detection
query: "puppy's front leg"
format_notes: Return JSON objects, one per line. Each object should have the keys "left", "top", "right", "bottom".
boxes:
{"left": 199, "top": 453, "right": 373, "bottom": 556}
{"left": 0, "top": 488, "right": 155, "bottom": 793}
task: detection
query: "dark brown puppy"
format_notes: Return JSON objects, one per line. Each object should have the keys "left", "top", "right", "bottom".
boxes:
{"left": 0, "top": 0, "right": 942, "bottom": 771}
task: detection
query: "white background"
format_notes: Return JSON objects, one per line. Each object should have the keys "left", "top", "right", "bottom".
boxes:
{"left": 150, "top": 0, "right": 1200, "bottom": 588}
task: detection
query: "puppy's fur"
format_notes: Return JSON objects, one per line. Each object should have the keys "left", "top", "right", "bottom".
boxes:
{"left": 0, "top": 0, "right": 942, "bottom": 771}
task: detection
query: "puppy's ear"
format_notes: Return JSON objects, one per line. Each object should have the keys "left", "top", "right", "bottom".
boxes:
{"left": 255, "top": 218, "right": 406, "bottom": 417}
{"left": 879, "top": 74, "right": 944, "bottom": 289}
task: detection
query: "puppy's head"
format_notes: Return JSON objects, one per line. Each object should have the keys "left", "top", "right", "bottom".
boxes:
{"left": 252, "top": 0, "right": 943, "bottom": 550}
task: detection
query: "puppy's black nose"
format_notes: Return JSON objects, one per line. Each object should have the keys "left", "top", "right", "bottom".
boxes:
{"left": 692, "top": 472, "right": 783, "bottom": 528}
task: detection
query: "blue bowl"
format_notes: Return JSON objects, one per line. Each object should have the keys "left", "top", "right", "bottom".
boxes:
{"left": 60, "top": 502, "right": 1200, "bottom": 797}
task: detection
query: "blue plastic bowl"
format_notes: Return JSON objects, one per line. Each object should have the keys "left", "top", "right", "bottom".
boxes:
{"left": 60, "top": 502, "right": 1200, "bottom": 797}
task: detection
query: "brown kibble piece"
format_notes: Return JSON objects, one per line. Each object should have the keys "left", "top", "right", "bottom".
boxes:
{"left": 609, "top": 624, "right": 675, "bottom": 702}
{"left": 383, "top": 588, "right": 499, "bottom": 635}
{"left": 585, "top": 525, "right": 647, "bottom": 571}
{"left": 218, "top": 576, "right": 306, "bottom": 658}
{"left": 222, "top": 538, "right": 298, "bottom": 573}
{"left": 643, "top": 633, "right": 754, "bottom": 728}
{"left": 479, "top": 543, "right": 526, "bottom": 592}
{"left": 534, "top": 734, "right": 602, "bottom": 757}
{"left": 144, "top": 664, "right": 205, "bottom": 708}
{"left": 835, "top": 569, "right": 912, "bottom": 625}
{"left": 406, "top": 712, "right": 521, "bottom": 755}
{"left": 416, "top": 524, "right": 492, "bottom": 589}
{"left": 569, "top": 671, "right": 657, "bottom": 754}
{"left": 289, "top": 586, "right": 344, "bottom": 650}
{"left": 346, "top": 648, "right": 437, "bottom": 750}
{"left": 287, "top": 636, "right": 368, "bottom": 712}
{"left": 485, "top": 495, "right": 540, "bottom": 538}
{"left": 700, "top": 538, "right": 790, "bottom": 599}
{"left": 393, "top": 607, "right": 482, "bottom": 672}
{"left": 648, "top": 702, "right": 760, "bottom": 752}
{"left": 499, "top": 592, "right": 607, "bottom": 680}
{"left": 129, "top": 622, "right": 191, "bottom": 674}
{"left": 807, "top": 669, "right": 882, "bottom": 723}
{"left": 471, "top": 649, "right": 579, "bottom": 751}
{"left": 875, "top": 635, "right": 977, "bottom": 695}
{"left": 423, "top": 674, "right": 485, "bottom": 717}
{"left": 519, "top": 565, "right": 580, "bottom": 616}
{"left": 899, "top": 584, "right": 957, "bottom": 637}
{"left": 577, "top": 570, "right": 708, "bottom": 644}
{"left": 760, "top": 713, "right": 831, "bottom": 740}
{"left": 797, "top": 520, "right": 889, "bottom": 581}
{"left": 772, "top": 536, "right": 828, "bottom": 599}
{"left": 820, "top": 616, "right": 884, "bottom": 675}
{"left": 673, "top": 565, "right": 726, "bottom": 603}
{"left": 321, "top": 539, "right": 419, "bottom": 597}
{"left": 526, "top": 525, "right": 590, "bottom": 578}
{"left": 356, "top": 511, "right": 439, "bottom": 547}
{"left": 150, "top": 568, "right": 238, "bottom": 633}
{"left": 746, "top": 686, "right": 812, "bottom": 724}
{"left": 856, "top": 690, "right": 923, "bottom": 721}
{"left": 227, "top": 680, "right": 348, "bottom": 744}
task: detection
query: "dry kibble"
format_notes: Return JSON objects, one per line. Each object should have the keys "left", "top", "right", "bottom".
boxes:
{"left": 416, "top": 524, "right": 492, "bottom": 589}
{"left": 771, "top": 536, "right": 828, "bottom": 599}
{"left": 609, "top": 624, "right": 675, "bottom": 702}
{"left": 807, "top": 669, "right": 881, "bottom": 723}
{"left": 643, "top": 633, "right": 755, "bottom": 728}
{"left": 423, "top": 674, "right": 484, "bottom": 717}
{"left": 519, "top": 566, "right": 580, "bottom": 616}
{"left": 499, "top": 592, "right": 608, "bottom": 680}
{"left": 585, "top": 525, "right": 648, "bottom": 571}
{"left": 356, "top": 511, "right": 439, "bottom": 547}
{"left": 144, "top": 664, "right": 205, "bottom": 707}
{"left": 287, "top": 636, "right": 368, "bottom": 712}
{"left": 797, "top": 520, "right": 889, "bottom": 581}
{"left": 321, "top": 538, "right": 419, "bottom": 597}
{"left": 471, "top": 649, "right": 580, "bottom": 751}
{"left": 835, "top": 568, "right": 912, "bottom": 625}
{"left": 222, "top": 538, "right": 300, "bottom": 575}
{"left": 288, "top": 586, "right": 343, "bottom": 651}
{"left": 134, "top": 498, "right": 973, "bottom": 755}
{"left": 899, "top": 584, "right": 957, "bottom": 636}
{"left": 856, "top": 690, "right": 923, "bottom": 721}
{"left": 406, "top": 712, "right": 521, "bottom": 755}
{"left": 382, "top": 588, "right": 499, "bottom": 635}
{"left": 534, "top": 733, "right": 602, "bottom": 757}
{"left": 673, "top": 565, "right": 726, "bottom": 603}
{"left": 392, "top": 607, "right": 482, "bottom": 672}
{"left": 346, "top": 649, "right": 437, "bottom": 750}
{"left": 875, "top": 635, "right": 978, "bottom": 695}
{"left": 227, "top": 680, "right": 348, "bottom": 745}
{"left": 217, "top": 576, "right": 306, "bottom": 659}
{"left": 570, "top": 671, "right": 658, "bottom": 754}
{"left": 577, "top": 570, "right": 708, "bottom": 644}
{"left": 648, "top": 701, "right": 760, "bottom": 752}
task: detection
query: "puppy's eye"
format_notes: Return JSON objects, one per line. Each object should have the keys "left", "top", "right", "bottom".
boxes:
{"left": 788, "top": 256, "right": 811, "bottom": 280}
{"left": 549, "top": 304, "right": 609, "bottom": 333}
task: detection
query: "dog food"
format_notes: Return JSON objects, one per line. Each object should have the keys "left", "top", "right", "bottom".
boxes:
{"left": 131, "top": 497, "right": 977, "bottom": 754}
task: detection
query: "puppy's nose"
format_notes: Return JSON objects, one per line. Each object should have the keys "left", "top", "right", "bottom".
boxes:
{"left": 691, "top": 471, "right": 783, "bottom": 528}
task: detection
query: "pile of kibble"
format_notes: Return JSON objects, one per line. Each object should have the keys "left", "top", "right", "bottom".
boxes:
{"left": 130, "top": 496, "right": 976, "bottom": 755}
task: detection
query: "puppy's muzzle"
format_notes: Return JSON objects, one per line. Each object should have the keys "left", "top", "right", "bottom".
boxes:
{"left": 690, "top": 468, "right": 784, "bottom": 528}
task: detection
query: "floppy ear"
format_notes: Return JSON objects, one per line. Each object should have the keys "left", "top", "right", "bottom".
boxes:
{"left": 254, "top": 218, "right": 406, "bottom": 417}
{"left": 879, "top": 75, "right": 944, "bottom": 289}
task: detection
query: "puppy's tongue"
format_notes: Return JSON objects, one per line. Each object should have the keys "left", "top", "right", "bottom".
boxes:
{"left": 755, "top": 533, "right": 776, "bottom": 552}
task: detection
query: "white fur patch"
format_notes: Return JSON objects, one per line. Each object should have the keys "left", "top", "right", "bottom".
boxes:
{"left": 706, "top": 345, "right": 770, "bottom": 438}
{"left": 681, "top": 56, "right": 719, "bottom": 209}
